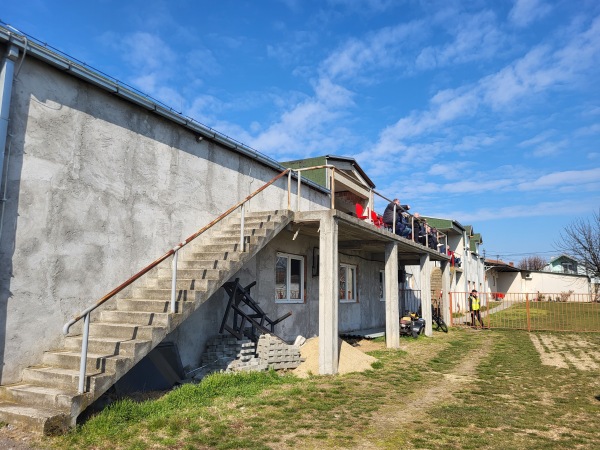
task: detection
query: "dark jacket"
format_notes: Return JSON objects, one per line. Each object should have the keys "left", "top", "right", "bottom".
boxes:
{"left": 382, "top": 202, "right": 409, "bottom": 225}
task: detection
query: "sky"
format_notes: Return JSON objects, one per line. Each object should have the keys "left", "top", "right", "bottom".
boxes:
{"left": 2, "top": 0, "right": 600, "bottom": 264}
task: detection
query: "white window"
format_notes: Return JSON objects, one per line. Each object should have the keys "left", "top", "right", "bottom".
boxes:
{"left": 339, "top": 263, "right": 357, "bottom": 303}
{"left": 275, "top": 253, "right": 304, "bottom": 303}
{"left": 379, "top": 270, "right": 385, "bottom": 302}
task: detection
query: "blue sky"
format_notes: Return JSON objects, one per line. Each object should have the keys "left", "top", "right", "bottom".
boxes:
{"left": 2, "top": 0, "right": 600, "bottom": 263}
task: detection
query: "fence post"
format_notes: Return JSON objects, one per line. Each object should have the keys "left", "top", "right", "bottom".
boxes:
{"left": 526, "top": 293, "right": 531, "bottom": 332}
{"left": 449, "top": 292, "right": 453, "bottom": 326}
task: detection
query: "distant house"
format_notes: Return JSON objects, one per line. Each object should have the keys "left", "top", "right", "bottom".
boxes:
{"left": 543, "top": 255, "right": 579, "bottom": 274}
{"left": 485, "top": 257, "right": 590, "bottom": 297}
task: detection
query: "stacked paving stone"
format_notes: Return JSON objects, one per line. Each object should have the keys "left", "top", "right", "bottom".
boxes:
{"left": 194, "top": 333, "right": 304, "bottom": 379}
{"left": 195, "top": 335, "right": 264, "bottom": 378}
{"left": 256, "top": 334, "right": 304, "bottom": 370}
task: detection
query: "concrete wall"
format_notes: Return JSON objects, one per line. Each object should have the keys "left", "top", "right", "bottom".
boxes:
{"left": 522, "top": 272, "right": 590, "bottom": 296}
{"left": 0, "top": 53, "right": 329, "bottom": 383}
{"left": 487, "top": 271, "right": 590, "bottom": 299}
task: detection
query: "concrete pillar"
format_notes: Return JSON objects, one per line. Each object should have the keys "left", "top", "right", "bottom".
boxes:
{"left": 318, "top": 212, "right": 338, "bottom": 375}
{"left": 420, "top": 254, "right": 432, "bottom": 337}
{"left": 440, "top": 260, "right": 450, "bottom": 325}
{"left": 384, "top": 242, "right": 400, "bottom": 348}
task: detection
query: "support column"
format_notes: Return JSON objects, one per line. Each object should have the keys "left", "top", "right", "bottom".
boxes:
{"left": 384, "top": 242, "right": 400, "bottom": 348}
{"left": 319, "top": 212, "right": 338, "bottom": 375}
{"left": 440, "top": 260, "right": 451, "bottom": 325}
{"left": 420, "top": 254, "right": 432, "bottom": 337}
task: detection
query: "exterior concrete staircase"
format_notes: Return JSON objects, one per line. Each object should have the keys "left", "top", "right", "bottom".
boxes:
{"left": 0, "top": 209, "right": 293, "bottom": 434}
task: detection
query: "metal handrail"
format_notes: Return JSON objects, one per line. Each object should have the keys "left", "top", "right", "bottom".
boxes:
{"left": 63, "top": 167, "right": 290, "bottom": 393}
{"left": 290, "top": 165, "right": 337, "bottom": 211}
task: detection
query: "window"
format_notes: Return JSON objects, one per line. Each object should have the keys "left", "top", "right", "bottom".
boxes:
{"left": 561, "top": 262, "right": 574, "bottom": 274}
{"left": 379, "top": 270, "right": 385, "bottom": 302}
{"left": 275, "top": 253, "right": 304, "bottom": 303}
{"left": 339, "top": 263, "right": 357, "bottom": 302}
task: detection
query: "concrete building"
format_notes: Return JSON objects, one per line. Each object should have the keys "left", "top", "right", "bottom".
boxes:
{"left": 0, "top": 25, "right": 458, "bottom": 433}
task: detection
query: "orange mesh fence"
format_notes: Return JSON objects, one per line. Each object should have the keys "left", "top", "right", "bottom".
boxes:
{"left": 448, "top": 291, "right": 600, "bottom": 332}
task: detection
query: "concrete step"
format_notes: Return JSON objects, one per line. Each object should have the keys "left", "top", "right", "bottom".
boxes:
{"left": 156, "top": 267, "right": 226, "bottom": 280}
{"left": 181, "top": 250, "right": 242, "bottom": 263}
{"left": 192, "top": 242, "right": 245, "bottom": 253}
{"left": 22, "top": 366, "right": 112, "bottom": 393}
{"left": 88, "top": 322, "right": 165, "bottom": 341}
{"left": 132, "top": 286, "right": 213, "bottom": 301}
{"left": 116, "top": 298, "right": 194, "bottom": 314}
{"left": 151, "top": 276, "right": 222, "bottom": 291}
{"left": 218, "top": 227, "right": 272, "bottom": 238}
{"left": 0, "top": 401, "right": 71, "bottom": 435}
{"left": 100, "top": 310, "right": 170, "bottom": 326}
{"left": 64, "top": 335, "right": 152, "bottom": 357}
{"left": 42, "top": 350, "right": 131, "bottom": 374}
{"left": 174, "top": 259, "right": 232, "bottom": 270}
{"left": 193, "top": 233, "right": 260, "bottom": 245}
{"left": 0, "top": 383, "right": 82, "bottom": 414}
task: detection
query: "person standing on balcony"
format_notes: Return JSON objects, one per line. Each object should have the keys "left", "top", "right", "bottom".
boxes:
{"left": 383, "top": 199, "right": 411, "bottom": 238}
{"left": 469, "top": 289, "right": 484, "bottom": 328}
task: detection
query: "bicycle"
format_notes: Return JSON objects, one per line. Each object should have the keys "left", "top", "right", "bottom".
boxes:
{"left": 432, "top": 306, "right": 448, "bottom": 333}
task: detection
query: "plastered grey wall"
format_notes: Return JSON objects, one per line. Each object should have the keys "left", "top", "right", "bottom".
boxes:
{"left": 0, "top": 55, "right": 328, "bottom": 383}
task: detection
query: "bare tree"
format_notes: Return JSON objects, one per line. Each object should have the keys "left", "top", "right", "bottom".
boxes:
{"left": 555, "top": 209, "right": 600, "bottom": 277}
{"left": 518, "top": 255, "right": 547, "bottom": 271}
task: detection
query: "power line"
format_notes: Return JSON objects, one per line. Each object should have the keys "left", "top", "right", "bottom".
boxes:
{"left": 484, "top": 250, "right": 557, "bottom": 257}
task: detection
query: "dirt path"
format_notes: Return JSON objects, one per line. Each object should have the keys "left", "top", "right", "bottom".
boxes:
{"left": 350, "top": 332, "right": 492, "bottom": 449}
{"left": 0, "top": 425, "right": 45, "bottom": 450}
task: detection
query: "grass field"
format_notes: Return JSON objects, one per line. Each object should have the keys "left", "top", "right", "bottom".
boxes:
{"left": 487, "top": 301, "right": 600, "bottom": 332}
{"left": 30, "top": 329, "right": 600, "bottom": 449}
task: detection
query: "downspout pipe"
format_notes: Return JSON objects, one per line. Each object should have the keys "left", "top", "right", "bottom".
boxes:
{"left": 0, "top": 44, "right": 19, "bottom": 190}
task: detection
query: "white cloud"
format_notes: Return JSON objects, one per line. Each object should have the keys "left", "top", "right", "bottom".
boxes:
{"left": 415, "top": 10, "right": 504, "bottom": 70}
{"left": 518, "top": 167, "right": 600, "bottom": 191}
{"left": 509, "top": 0, "right": 553, "bottom": 27}
{"left": 320, "top": 20, "right": 425, "bottom": 80}
{"left": 246, "top": 77, "right": 356, "bottom": 158}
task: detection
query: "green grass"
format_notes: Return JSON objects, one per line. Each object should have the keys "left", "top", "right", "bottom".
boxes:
{"left": 39, "top": 330, "right": 600, "bottom": 450}
{"left": 489, "top": 301, "right": 600, "bottom": 331}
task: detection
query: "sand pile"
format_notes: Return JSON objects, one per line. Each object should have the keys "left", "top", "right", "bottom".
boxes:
{"left": 292, "top": 337, "right": 378, "bottom": 378}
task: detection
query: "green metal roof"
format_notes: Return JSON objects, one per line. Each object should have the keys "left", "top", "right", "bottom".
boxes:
{"left": 470, "top": 233, "right": 483, "bottom": 252}
{"left": 421, "top": 216, "right": 466, "bottom": 235}
{"left": 281, "top": 156, "right": 328, "bottom": 187}
{"left": 280, "top": 155, "right": 375, "bottom": 189}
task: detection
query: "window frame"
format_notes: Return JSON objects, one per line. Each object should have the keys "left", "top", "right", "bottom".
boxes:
{"left": 339, "top": 262, "right": 358, "bottom": 303}
{"left": 275, "top": 252, "right": 305, "bottom": 304}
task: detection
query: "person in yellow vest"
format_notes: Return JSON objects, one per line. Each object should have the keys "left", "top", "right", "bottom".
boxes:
{"left": 469, "top": 289, "right": 484, "bottom": 328}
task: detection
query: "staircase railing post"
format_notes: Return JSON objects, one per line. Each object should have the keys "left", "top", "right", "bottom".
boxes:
{"left": 296, "top": 172, "right": 302, "bottom": 212}
{"left": 171, "top": 246, "right": 180, "bottom": 314}
{"left": 240, "top": 203, "right": 245, "bottom": 252}
{"left": 330, "top": 168, "right": 335, "bottom": 209}
{"left": 78, "top": 313, "right": 90, "bottom": 394}
{"left": 392, "top": 204, "right": 397, "bottom": 234}
{"left": 287, "top": 170, "right": 292, "bottom": 209}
